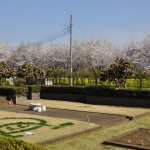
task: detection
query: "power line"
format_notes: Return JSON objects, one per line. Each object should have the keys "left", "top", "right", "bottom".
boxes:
{"left": 12, "top": 23, "right": 70, "bottom": 49}
{"left": 46, "top": 24, "right": 70, "bottom": 38}
{"left": 41, "top": 26, "right": 70, "bottom": 43}
{"left": 32, "top": 24, "right": 70, "bottom": 45}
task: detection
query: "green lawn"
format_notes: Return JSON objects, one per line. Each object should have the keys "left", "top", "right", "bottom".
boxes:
{"left": 45, "top": 114, "right": 150, "bottom": 150}
{"left": 0, "top": 110, "right": 98, "bottom": 144}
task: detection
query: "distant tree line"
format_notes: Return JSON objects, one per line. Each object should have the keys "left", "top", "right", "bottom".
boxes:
{"left": 0, "top": 58, "right": 149, "bottom": 87}
{"left": 0, "top": 35, "right": 150, "bottom": 71}
{"left": 0, "top": 35, "right": 150, "bottom": 86}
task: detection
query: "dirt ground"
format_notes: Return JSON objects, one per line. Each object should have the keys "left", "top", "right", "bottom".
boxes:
{"left": 104, "top": 128, "right": 150, "bottom": 149}
{"left": 1, "top": 97, "right": 150, "bottom": 126}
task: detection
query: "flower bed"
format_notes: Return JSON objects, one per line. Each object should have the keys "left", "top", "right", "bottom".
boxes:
{"left": 103, "top": 128, "right": 150, "bottom": 150}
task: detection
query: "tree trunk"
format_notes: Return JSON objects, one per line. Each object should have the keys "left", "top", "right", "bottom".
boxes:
{"left": 139, "top": 78, "right": 142, "bottom": 88}
{"left": 95, "top": 78, "right": 98, "bottom": 85}
{"left": 114, "top": 79, "right": 119, "bottom": 87}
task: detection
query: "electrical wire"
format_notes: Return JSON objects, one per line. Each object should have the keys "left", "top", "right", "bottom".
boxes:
{"left": 32, "top": 24, "right": 70, "bottom": 45}
{"left": 12, "top": 24, "right": 70, "bottom": 48}
{"left": 41, "top": 26, "right": 70, "bottom": 43}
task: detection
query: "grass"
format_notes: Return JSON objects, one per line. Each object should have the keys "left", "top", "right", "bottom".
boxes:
{"left": 17, "top": 99, "right": 150, "bottom": 149}
{"left": 51, "top": 122, "right": 74, "bottom": 129}
{"left": 2, "top": 97, "right": 150, "bottom": 149}
{"left": 0, "top": 117, "right": 52, "bottom": 138}
{"left": 45, "top": 113, "right": 150, "bottom": 150}
{"left": 0, "top": 110, "right": 98, "bottom": 144}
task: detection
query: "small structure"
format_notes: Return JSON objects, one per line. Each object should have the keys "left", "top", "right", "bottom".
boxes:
{"left": 6, "top": 77, "right": 14, "bottom": 85}
{"left": 28, "top": 103, "right": 41, "bottom": 111}
{"left": 45, "top": 79, "right": 53, "bottom": 85}
{"left": 28, "top": 103, "right": 46, "bottom": 112}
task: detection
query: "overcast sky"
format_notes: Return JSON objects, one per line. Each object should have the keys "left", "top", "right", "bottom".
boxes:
{"left": 0, "top": 0, "right": 150, "bottom": 47}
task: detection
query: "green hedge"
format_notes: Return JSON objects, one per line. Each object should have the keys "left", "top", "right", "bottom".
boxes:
{"left": 41, "top": 85, "right": 150, "bottom": 99}
{"left": 1, "top": 85, "right": 149, "bottom": 99}
{"left": 86, "top": 87, "right": 150, "bottom": 99}
{"left": 0, "top": 86, "right": 28, "bottom": 96}
{"left": 85, "top": 86, "right": 115, "bottom": 97}
{"left": 0, "top": 85, "right": 41, "bottom": 97}
{"left": 41, "top": 86, "right": 85, "bottom": 94}
{"left": 0, "top": 135, "right": 47, "bottom": 150}
{"left": 27, "top": 85, "right": 41, "bottom": 93}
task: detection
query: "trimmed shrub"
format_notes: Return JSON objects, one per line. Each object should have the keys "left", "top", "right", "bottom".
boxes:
{"left": 14, "top": 78, "right": 26, "bottom": 86}
{"left": 0, "top": 86, "right": 28, "bottom": 96}
{"left": 85, "top": 86, "right": 115, "bottom": 97}
{"left": 27, "top": 85, "right": 41, "bottom": 93}
{"left": 0, "top": 135, "right": 47, "bottom": 150}
{"left": 41, "top": 85, "right": 150, "bottom": 99}
{"left": 86, "top": 86, "right": 150, "bottom": 99}
{"left": 41, "top": 86, "right": 85, "bottom": 94}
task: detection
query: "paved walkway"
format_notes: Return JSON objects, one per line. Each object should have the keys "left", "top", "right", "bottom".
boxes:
{"left": 0, "top": 105, "right": 127, "bottom": 126}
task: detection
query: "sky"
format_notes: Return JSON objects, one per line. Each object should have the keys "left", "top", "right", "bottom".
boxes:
{"left": 0, "top": 0, "right": 150, "bottom": 47}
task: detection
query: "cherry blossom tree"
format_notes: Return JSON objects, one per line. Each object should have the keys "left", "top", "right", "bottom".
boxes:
{"left": 0, "top": 61, "right": 11, "bottom": 84}
{"left": 10, "top": 42, "right": 31, "bottom": 67}
{"left": 0, "top": 42, "right": 12, "bottom": 62}
{"left": 125, "top": 35, "right": 150, "bottom": 70}
{"left": 73, "top": 39, "right": 117, "bottom": 84}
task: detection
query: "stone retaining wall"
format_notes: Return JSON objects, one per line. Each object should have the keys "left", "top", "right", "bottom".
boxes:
{"left": 27, "top": 92, "right": 40, "bottom": 100}
{"left": 12, "top": 95, "right": 27, "bottom": 104}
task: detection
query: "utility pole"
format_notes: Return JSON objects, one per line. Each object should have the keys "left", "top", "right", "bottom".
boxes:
{"left": 70, "top": 15, "right": 73, "bottom": 86}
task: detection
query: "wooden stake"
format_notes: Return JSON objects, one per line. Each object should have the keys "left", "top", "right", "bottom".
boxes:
{"left": 87, "top": 115, "right": 90, "bottom": 124}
